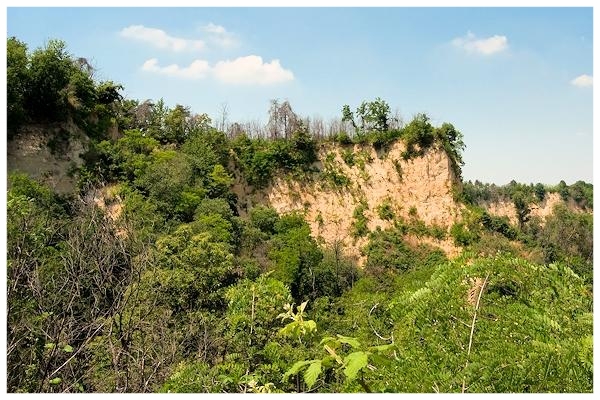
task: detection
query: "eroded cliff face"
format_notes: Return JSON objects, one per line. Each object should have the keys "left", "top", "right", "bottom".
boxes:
{"left": 7, "top": 122, "right": 89, "bottom": 194}
{"left": 233, "top": 141, "right": 462, "bottom": 265}
{"left": 481, "top": 192, "right": 585, "bottom": 226}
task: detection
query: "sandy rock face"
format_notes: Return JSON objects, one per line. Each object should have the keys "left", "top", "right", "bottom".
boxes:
{"left": 234, "top": 141, "right": 462, "bottom": 265}
{"left": 7, "top": 123, "right": 89, "bottom": 194}
{"left": 481, "top": 192, "right": 582, "bottom": 226}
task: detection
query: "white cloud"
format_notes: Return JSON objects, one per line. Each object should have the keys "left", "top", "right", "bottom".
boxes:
{"left": 213, "top": 56, "right": 294, "bottom": 85}
{"left": 452, "top": 31, "right": 508, "bottom": 55}
{"left": 571, "top": 74, "right": 593, "bottom": 87}
{"left": 203, "top": 22, "right": 238, "bottom": 48}
{"left": 203, "top": 22, "right": 226, "bottom": 35}
{"left": 141, "top": 58, "right": 210, "bottom": 79}
{"left": 120, "top": 25, "right": 205, "bottom": 52}
{"left": 141, "top": 56, "right": 294, "bottom": 85}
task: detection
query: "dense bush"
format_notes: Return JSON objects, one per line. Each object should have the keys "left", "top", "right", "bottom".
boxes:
{"left": 7, "top": 37, "right": 122, "bottom": 139}
{"left": 232, "top": 129, "right": 317, "bottom": 188}
{"left": 364, "top": 227, "right": 448, "bottom": 276}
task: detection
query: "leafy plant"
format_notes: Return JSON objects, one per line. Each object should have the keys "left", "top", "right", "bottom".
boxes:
{"left": 376, "top": 200, "right": 395, "bottom": 221}
{"left": 351, "top": 201, "right": 369, "bottom": 238}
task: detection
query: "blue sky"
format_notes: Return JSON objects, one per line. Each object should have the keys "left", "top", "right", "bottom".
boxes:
{"left": 6, "top": 7, "right": 593, "bottom": 184}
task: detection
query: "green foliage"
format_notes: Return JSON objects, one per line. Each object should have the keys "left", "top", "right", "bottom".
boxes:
{"left": 153, "top": 225, "right": 240, "bottom": 312}
{"left": 557, "top": 180, "right": 569, "bottom": 201}
{"left": 480, "top": 211, "right": 517, "bottom": 240}
{"left": 83, "top": 129, "right": 160, "bottom": 184}
{"left": 408, "top": 206, "right": 418, "bottom": 217}
{"left": 232, "top": 129, "right": 318, "bottom": 189}
{"left": 341, "top": 148, "right": 355, "bottom": 166}
{"left": 529, "top": 204, "right": 593, "bottom": 282}
{"left": 136, "top": 151, "right": 202, "bottom": 221}
{"left": 376, "top": 199, "right": 395, "bottom": 220}
{"left": 512, "top": 191, "right": 531, "bottom": 227}
{"left": 320, "top": 152, "right": 351, "bottom": 189}
{"left": 402, "top": 113, "right": 435, "bottom": 159}
{"left": 351, "top": 201, "right": 369, "bottom": 238}
{"left": 534, "top": 182, "right": 546, "bottom": 202}
{"left": 461, "top": 180, "right": 592, "bottom": 212}
{"left": 181, "top": 127, "right": 229, "bottom": 176}
{"left": 118, "top": 184, "right": 167, "bottom": 242}
{"left": 450, "top": 222, "right": 479, "bottom": 246}
{"left": 434, "top": 122, "right": 465, "bottom": 179}
{"left": 26, "top": 39, "right": 75, "bottom": 121}
{"left": 382, "top": 254, "right": 592, "bottom": 392}
{"left": 283, "top": 326, "right": 398, "bottom": 392}
{"left": 6, "top": 37, "right": 122, "bottom": 137}
{"left": 268, "top": 214, "right": 325, "bottom": 302}
{"left": 567, "top": 180, "right": 593, "bottom": 210}
{"left": 7, "top": 176, "right": 142, "bottom": 392}
{"left": 364, "top": 227, "right": 447, "bottom": 277}
{"left": 249, "top": 205, "right": 280, "bottom": 235}
{"left": 7, "top": 37, "right": 29, "bottom": 131}
{"left": 6, "top": 37, "right": 593, "bottom": 393}
{"left": 342, "top": 97, "right": 391, "bottom": 135}
{"left": 332, "top": 131, "right": 353, "bottom": 145}
{"left": 224, "top": 275, "right": 293, "bottom": 361}
{"left": 278, "top": 301, "right": 318, "bottom": 340}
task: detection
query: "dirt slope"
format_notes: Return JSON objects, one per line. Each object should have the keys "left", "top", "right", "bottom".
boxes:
{"left": 481, "top": 192, "right": 584, "bottom": 226}
{"left": 233, "top": 141, "right": 462, "bottom": 264}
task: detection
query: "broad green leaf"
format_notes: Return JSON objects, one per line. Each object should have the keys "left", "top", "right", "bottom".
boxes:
{"left": 282, "top": 360, "right": 312, "bottom": 382}
{"left": 303, "top": 360, "right": 322, "bottom": 389}
{"left": 369, "top": 353, "right": 393, "bottom": 367}
{"left": 343, "top": 351, "right": 369, "bottom": 381}
{"left": 298, "top": 300, "right": 309, "bottom": 314}
{"left": 279, "top": 321, "right": 300, "bottom": 337}
{"left": 369, "top": 343, "right": 396, "bottom": 353}
{"left": 336, "top": 334, "right": 361, "bottom": 349}
{"left": 49, "top": 377, "right": 62, "bottom": 385}
{"left": 304, "top": 320, "right": 317, "bottom": 334}
{"left": 44, "top": 343, "right": 56, "bottom": 350}
{"left": 321, "top": 355, "right": 335, "bottom": 368}
{"left": 63, "top": 344, "right": 74, "bottom": 353}
{"left": 320, "top": 336, "right": 338, "bottom": 347}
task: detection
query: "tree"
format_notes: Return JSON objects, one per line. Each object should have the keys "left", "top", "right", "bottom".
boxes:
{"left": 268, "top": 99, "right": 301, "bottom": 139}
{"left": 557, "top": 180, "right": 569, "bottom": 201}
{"left": 402, "top": 113, "right": 435, "bottom": 157}
{"left": 7, "top": 176, "right": 143, "bottom": 392}
{"left": 163, "top": 104, "right": 191, "bottom": 144}
{"left": 217, "top": 102, "right": 229, "bottom": 133}
{"left": 26, "top": 39, "right": 76, "bottom": 121}
{"left": 534, "top": 183, "right": 546, "bottom": 202}
{"left": 7, "top": 37, "right": 29, "bottom": 131}
{"left": 341, "top": 98, "right": 391, "bottom": 136}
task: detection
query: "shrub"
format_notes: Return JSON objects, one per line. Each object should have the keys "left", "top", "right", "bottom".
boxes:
{"left": 351, "top": 201, "right": 369, "bottom": 238}
{"left": 450, "top": 222, "right": 479, "bottom": 246}
{"left": 377, "top": 200, "right": 395, "bottom": 221}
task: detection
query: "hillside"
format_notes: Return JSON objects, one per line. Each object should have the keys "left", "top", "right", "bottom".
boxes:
{"left": 6, "top": 36, "right": 593, "bottom": 394}
{"left": 233, "top": 141, "right": 462, "bottom": 264}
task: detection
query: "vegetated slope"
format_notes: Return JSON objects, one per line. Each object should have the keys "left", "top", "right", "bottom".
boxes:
{"left": 462, "top": 180, "right": 592, "bottom": 227}
{"left": 482, "top": 192, "right": 564, "bottom": 225}
{"left": 233, "top": 141, "right": 462, "bottom": 264}
{"left": 6, "top": 36, "right": 593, "bottom": 394}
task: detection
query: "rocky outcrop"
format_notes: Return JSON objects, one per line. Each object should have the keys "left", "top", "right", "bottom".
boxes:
{"left": 7, "top": 122, "right": 89, "bottom": 194}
